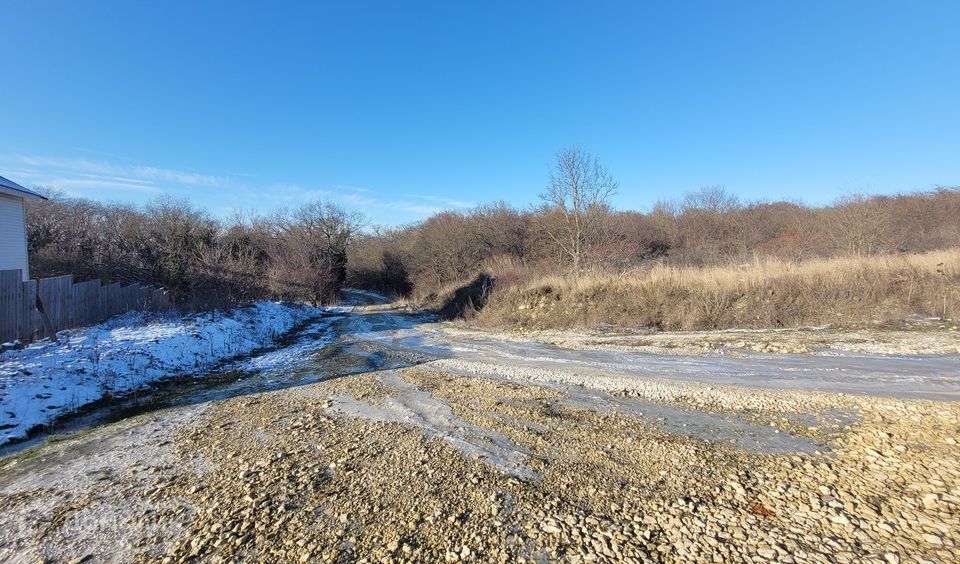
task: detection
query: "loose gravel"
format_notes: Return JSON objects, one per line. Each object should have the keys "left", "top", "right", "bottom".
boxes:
{"left": 1, "top": 366, "right": 956, "bottom": 563}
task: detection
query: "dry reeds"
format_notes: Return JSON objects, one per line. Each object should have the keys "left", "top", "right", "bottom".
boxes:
{"left": 478, "top": 249, "right": 960, "bottom": 330}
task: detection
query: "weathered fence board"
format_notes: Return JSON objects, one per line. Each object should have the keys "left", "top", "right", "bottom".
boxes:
{"left": 151, "top": 288, "right": 169, "bottom": 311}
{"left": 71, "top": 279, "right": 100, "bottom": 328}
{"left": 100, "top": 282, "right": 121, "bottom": 320}
{"left": 19, "top": 279, "right": 38, "bottom": 342}
{"left": 0, "top": 270, "right": 171, "bottom": 344}
{"left": 0, "top": 270, "right": 22, "bottom": 343}
{"left": 38, "top": 275, "right": 72, "bottom": 334}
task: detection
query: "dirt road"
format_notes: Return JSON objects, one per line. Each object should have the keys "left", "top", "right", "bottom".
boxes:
{"left": 1, "top": 298, "right": 958, "bottom": 563}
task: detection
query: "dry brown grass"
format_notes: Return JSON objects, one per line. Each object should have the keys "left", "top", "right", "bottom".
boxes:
{"left": 476, "top": 249, "right": 960, "bottom": 331}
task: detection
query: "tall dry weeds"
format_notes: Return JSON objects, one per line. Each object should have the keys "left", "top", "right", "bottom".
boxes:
{"left": 477, "top": 249, "right": 960, "bottom": 331}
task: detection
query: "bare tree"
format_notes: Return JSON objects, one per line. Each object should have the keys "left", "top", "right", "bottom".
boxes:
{"left": 539, "top": 146, "right": 619, "bottom": 271}
{"left": 676, "top": 186, "right": 744, "bottom": 264}
{"left": 681, "top": 185, "right": 740, "bottom": 214}
{"left": 268, "top": 201, "right": 364, "bottom": 305}
{"left": 823, "top": 194, "right": 893, "bottom": 256}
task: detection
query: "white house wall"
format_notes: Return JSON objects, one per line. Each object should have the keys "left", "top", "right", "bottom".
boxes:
{"left": 0, "top": 193, "right": 30, "bottom": 280}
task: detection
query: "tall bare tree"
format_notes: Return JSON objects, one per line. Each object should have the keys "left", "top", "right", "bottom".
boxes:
{"left": 539, "top": 146, "right": 619, "bottom": 271}
{"left": 268, "top": 201, "right": 364, "bottom": 305}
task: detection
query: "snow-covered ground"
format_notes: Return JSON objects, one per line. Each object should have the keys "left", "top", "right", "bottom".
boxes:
{"left": 0, "top": 301, "right": 321, "bottom": 445}
{"left": 227, "top": 309, "right": 347, "bottom": 375}
{"left": 340, "top": 288, "right": 390, "bottom": 305}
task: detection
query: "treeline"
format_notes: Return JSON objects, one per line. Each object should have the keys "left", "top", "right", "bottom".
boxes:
{"left": 348, "top": 185, "right": 960, "bottom": 299}
{"left": 25, "top": 192, "right": 361, "bottom": 307}
{"left": 25, "top": 146, "right": 960, "bottom": 311}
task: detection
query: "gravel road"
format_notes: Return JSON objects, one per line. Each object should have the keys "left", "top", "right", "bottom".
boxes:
{"left": 0, "top": 299, "right": 957, "bottom": 563}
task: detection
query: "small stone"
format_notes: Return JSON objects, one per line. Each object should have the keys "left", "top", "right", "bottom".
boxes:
{"left": 920, "top": 533, "right": 942, "bottom": 545}
{"left": 540, "top": 523, "right": 562, "bottom": 535}
{"left": 757, "top": 548, "right": 776, "bottom": 559}
{"left": 829, "top": 514, "right": 849, "bottom": 525}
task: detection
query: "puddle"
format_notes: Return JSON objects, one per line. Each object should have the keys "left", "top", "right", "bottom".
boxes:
{"left": 430, "top": 334, "right": 960, "bottom": 402}
{"left": 555, "top": 384, "right": 823, "bottom": 454}
{"left": 431, "top": 364, "right": 826, "bottom": 455}
{"left": 329, "top": 372, "right": 539, "bottom": 480}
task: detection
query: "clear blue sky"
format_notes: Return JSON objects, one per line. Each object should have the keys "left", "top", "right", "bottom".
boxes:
{"left": 2, "top": 1, "right": 958, "bottom": 225}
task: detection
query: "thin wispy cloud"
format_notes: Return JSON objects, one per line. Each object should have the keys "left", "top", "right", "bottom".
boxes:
{"left": 0, "top": 167, "right": 163, "bottom": 194}
{"left": 263, "top": 183, "right": 331, "bottom": 204}
{"left": 409, "top": 194, "right": 476, "bottom": 208}
{"left": 0, "top": 153, "right": 467, "bottom": 226}
{"left": 42, "top": 178, "right": 163, "bottom": 193}
{"left": 0, "top": 154, "right": 229, "bottom": 196}
{"left": 229, "top": 183, "right": 451, "bottom": 223}
{"left": 334, "top": 185, "right": 373, "bottom": 194}
{"left": 333, "top": 188, "right": 444, "bottom": 216}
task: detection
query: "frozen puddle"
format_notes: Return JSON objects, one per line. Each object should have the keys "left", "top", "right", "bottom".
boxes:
{"left": 556, "top": 385, "right": 823, "bottom": 454}
{"left": 427, "top": 329, "right": 960, "bottom": 401}
{"left": 431, "top": 361, "right": 825, "bottom": 455}
{"left": 329, "top": 371, "right": 539, "bottom": 480}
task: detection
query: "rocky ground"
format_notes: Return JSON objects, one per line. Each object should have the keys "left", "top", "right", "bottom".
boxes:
{"left": 0, "top": 363, "right": 957, "bottom": 563}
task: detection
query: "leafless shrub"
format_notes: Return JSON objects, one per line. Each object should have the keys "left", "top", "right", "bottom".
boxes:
{"left": 264, "top": 201, "right": 363, "bottom": 305}
{"left": 25, "top": 194, "right": 362, "bottom": 309}
{"left": 822, "top": 194, "right": 895, "bottom": 255}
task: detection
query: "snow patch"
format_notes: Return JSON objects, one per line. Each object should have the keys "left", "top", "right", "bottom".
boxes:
{"left": 228, "top": 312, "right": 345, "bottom": 374}
{"left": 0, "top": 301, "right": 319, "bottom": 445}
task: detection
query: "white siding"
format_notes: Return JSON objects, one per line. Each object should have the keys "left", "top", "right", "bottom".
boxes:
{"left": 0, "top": 194, "right": 29, "bottom": 280}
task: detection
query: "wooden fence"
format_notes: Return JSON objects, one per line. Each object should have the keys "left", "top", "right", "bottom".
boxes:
{"left": 0, "top": 270, "right": 171, "bottom": 344}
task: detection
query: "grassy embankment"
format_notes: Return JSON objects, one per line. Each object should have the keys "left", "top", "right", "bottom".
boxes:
{"left": 444, "top": 249, "right": 960, "bottom": 331}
